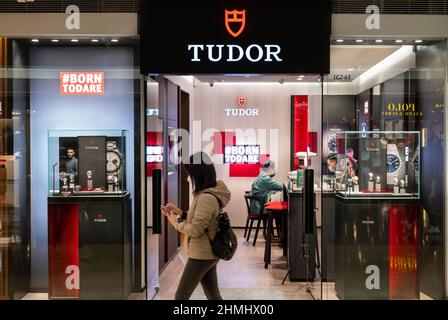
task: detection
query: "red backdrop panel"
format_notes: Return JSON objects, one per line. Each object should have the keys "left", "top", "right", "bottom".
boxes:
{"left": 308, "top": 132, "right": 318, "bottom": 154}
{"left": 389, "top": 205, "right": 419, "bottom": 299}
{"left": 229, "top": 164, "right": 261, "bottom": 177}
{"left": 146, "top": 131, "right": 163, "bottom": 177}
{"left": 49, "top": 203, "right": 80, "bottom": 299}
{"left": 213, "top": 131, "right": 236, "bottom": 155}
{"left": 293, "top": 95, "right": 309, "bottom": 169}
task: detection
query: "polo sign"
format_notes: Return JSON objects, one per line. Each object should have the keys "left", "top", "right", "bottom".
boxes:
{"left": 60, "top": 72, "right": 104, "bottom": 95}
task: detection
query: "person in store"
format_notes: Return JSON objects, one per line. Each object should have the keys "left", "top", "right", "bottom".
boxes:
{"left": 60, "top": 147, "right": 78, "bottom": 179}
{"left": 162, "top": 151, "right": 231, "bottom": 300}
{"left": 344, "top": 147, "right": 358, "bottom": 177}
{"left": 250, "top": 160, "right": 283, "bottom": 215}
{"left": 326, "top": 153, "right": 338, "bottom": 176}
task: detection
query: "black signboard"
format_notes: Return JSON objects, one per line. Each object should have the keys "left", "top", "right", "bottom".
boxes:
{"left": 78, "top": 136, "right": 106, "bottom": 190}
{"left": 140, "top": 0, "right": 331, "bottom": 75}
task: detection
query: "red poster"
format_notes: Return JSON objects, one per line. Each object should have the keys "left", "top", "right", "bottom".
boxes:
{"left": 60, "top": 72, "right": 105, "bottom": 95}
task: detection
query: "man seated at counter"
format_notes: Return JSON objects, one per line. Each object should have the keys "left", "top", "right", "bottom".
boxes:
{"left": 250, "top": 160, "right": 283, "bottom": 215}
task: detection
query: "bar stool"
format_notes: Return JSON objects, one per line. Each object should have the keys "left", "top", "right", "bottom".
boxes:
{"left": 263, "top": 201, "right": 288, "bottom": 269}
{"left": 243, "top": 194, "right": 267, "bottom": 246}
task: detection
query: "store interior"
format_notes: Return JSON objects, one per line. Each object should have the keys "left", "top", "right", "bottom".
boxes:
{"left": 146, "top": 41, "right": 446, "bottom": 300}
{"left": 0, "top": 37, "right": 446, "bottom": 300}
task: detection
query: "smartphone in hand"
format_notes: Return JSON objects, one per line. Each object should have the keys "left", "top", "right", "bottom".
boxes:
{"left": 161, "top": 205, "right": 170, "bottom": 215}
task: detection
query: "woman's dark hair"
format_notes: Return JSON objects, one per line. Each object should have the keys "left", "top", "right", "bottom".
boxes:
{"left": 183, "top": 152, "right": 217, "bottom": 195}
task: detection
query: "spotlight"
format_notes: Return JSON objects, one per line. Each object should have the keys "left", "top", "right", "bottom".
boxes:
{"left": 31, "top": 39, "right": 39, "bottom": 43}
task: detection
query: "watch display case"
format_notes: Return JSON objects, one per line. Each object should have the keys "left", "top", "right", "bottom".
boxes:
{"left": 334, "top": 131, "right": 420, "bottom": 199}
{"left": 48, "top": 130, "right": 129, "bottom": 197}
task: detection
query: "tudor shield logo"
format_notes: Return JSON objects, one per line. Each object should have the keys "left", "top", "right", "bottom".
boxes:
{"left": 225, "top": 10, "right": 246, "bottom": 38}
{"left": 237, "top": 96, "right": 247, "bottom": 108}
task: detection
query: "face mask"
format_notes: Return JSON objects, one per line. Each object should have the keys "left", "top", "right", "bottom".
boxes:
{"left": 328, "top": 166, "right": 336, "bottom": 173}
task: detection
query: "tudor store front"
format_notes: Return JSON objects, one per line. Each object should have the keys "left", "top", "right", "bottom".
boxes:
{"left": 141, "top": 0, "right": 447, "bottom": 301}
{"left": 0, "top": 0, "right": 447, "bottom": 301}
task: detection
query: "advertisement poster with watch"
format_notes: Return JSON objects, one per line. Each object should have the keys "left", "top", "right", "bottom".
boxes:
{"left": 323, "top": 124, "right": 351, "bottom": 159}
{"left": 386, "top": 143, "right": 405, "bottom": 185}
{"left": 106, "top": 139, "right": 126, "bottom": 192}
{"left": 59, "top": 136, "right": 126, "bottom": 194}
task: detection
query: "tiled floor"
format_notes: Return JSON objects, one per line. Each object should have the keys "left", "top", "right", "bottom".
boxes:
{"left": 152, "top": 229, "right": 321, "bottom": 300}
{"left": 21, "top": 230, "right": 334, "bottom": 300}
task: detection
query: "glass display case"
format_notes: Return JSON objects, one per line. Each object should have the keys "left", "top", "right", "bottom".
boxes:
{"left": 48, "top": 130, "right": 129, "bottom": 197}
{"left": 334, "top": 131, "right": 420, "bottom": 199}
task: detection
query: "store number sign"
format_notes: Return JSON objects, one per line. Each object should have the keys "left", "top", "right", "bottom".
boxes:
{"left": 60, "top": 72, "right": 105, "bottom": 95}
{"left": 224, "top": 145, "right": 260, "bottom": 164}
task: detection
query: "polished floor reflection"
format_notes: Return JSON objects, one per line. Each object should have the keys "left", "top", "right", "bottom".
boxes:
{"left": 152, "top": 229, "right": 318, "bottom": 300}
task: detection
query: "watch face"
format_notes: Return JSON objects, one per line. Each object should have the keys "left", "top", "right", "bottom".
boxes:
{"left": 328, "top": 134, "right": 338, "bottom": 152}
{"left": 107, "top": 151, "right": 122, "bottom": 173}
{"left": 387, "top": 154, "right": 401, "bottom": 173}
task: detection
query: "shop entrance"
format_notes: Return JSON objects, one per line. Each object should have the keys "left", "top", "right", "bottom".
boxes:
{"left": 145, "top": 74, "right": 325, "bottom": 300}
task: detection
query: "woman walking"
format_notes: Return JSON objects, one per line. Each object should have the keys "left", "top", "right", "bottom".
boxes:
{"left": 162, "top": 152, "right": 231, "bottom": 300}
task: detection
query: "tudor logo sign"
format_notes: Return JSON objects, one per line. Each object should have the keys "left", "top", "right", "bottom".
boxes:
{"left": 225, "top": 97, "right": 259, "bottom": 117}
{"left": 188, "top": 9, "right": 283, "bottom": 64}
{"left": 237, "top": 96, "right": 247, "bottom": 107}
{"left": 225, "top": 10, "right": 246, "bottom": 38}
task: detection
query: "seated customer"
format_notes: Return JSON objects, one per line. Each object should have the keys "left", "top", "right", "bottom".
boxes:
{"left": 250, "top": 161, "right": 283, "bottom": 215}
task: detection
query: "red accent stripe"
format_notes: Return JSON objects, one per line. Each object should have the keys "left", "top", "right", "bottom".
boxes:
{"left": 389, "top": 205, "right": 419, "bottom": 299}
{"left": 49, "top": 204, "right": 80, "bottom": 299}
{"left": 293, "top": 96, "right": 309, "bottom": 169}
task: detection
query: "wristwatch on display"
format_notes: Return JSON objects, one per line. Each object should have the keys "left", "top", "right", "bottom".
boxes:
{"left": 386, "top": 143, "right": 403, "bottom": 185}
{"left": 106, "top": 141, "right": 123, "bottom": 175}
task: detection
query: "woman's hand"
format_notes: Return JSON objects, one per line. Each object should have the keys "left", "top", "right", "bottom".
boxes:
{"left": 165, "top": 203, "right": 182, "bottom": 216}
{"left": 165, "top": 211, "right": 178, "bottom": 229}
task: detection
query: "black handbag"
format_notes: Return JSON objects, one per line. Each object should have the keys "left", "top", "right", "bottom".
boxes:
{"left": 204, "top": 193, "right": 238, "bottom": 261}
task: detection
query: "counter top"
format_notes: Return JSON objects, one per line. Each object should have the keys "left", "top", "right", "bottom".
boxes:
{"left": 48, "top": 192, "right": 130, "bottom": 203}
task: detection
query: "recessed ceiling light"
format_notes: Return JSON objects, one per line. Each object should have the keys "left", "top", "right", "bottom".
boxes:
{"left": 355, "top": 39, "right": 364, "bottom": 43}
{"left": 395, "top": 40, "right": 403, "bottom": 43}
{"left": 298, "top": 75, "right": 304, "bottom": 78}
{"left": 415, "top": 40, "right": 423, "bottom": 43}
{"left": 91, "top": 39, "right": 99, "bottom": 43}
{"left": 375, "top": 39, "right": 383, "bottom": 43}
{"left": 51, "top": 39, "right": 59, "bottom": 43}
{"left": 31, "top": 39, "right": 39, "bottom": 43}
{"left": 71, "top": 39, "right": 79, "bottom": 43}
{"left": 336, "top": 39, "right": 344, "bottom": 43}
{"left": 297, "top": 78, "right": 303, "bottom": 81}
{"left": 111, "top": 39, "right": 119, "bottom": 43}
{"left": 348, "top": 68, "right": 355, "bottom": 71}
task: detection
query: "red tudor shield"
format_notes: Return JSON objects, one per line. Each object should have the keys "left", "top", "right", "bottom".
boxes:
{"left": 225, "top": 10, "right": 246, "bottom": 38}
{"left": 237, "top": 96, "right": 247, "bottom": 108}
